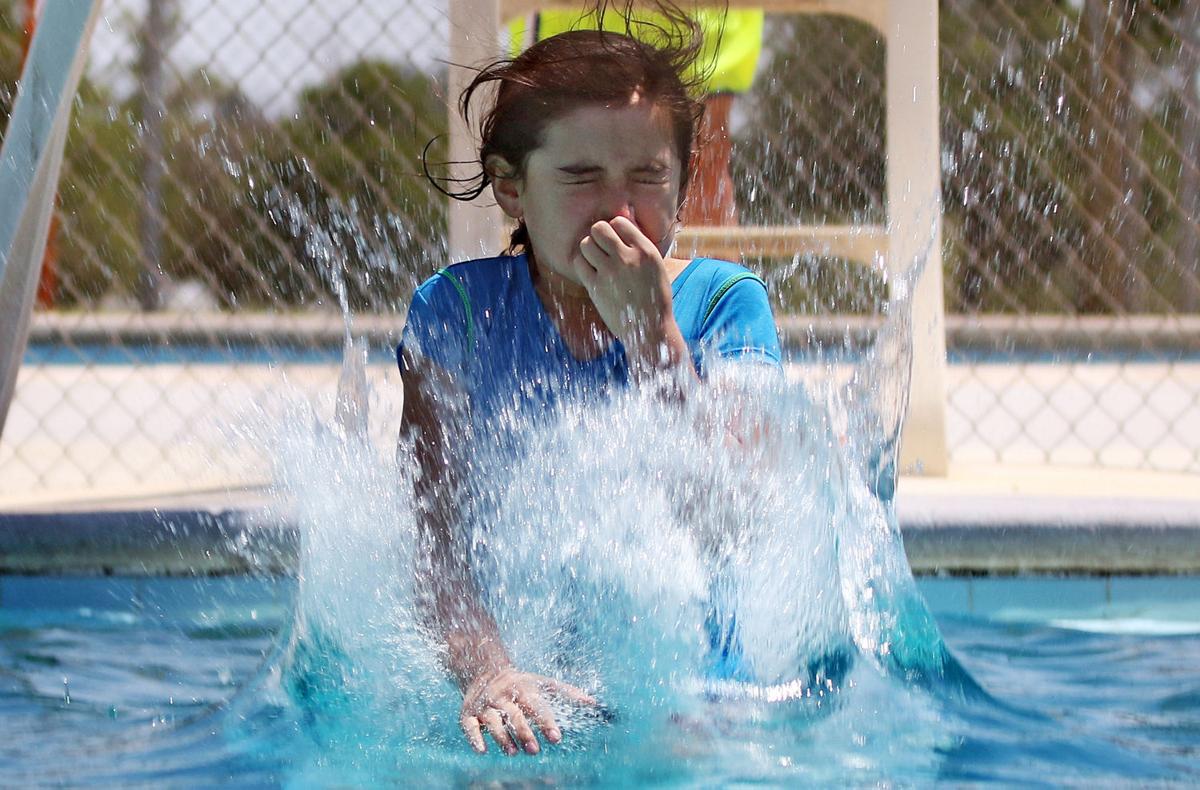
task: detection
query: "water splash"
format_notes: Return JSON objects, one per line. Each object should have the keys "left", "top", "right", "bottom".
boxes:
{"left": 219, "top": 195, "right": 984, "bottom": 779}
{"left": 235, "top": 362, "right": 967, "bottom": 777}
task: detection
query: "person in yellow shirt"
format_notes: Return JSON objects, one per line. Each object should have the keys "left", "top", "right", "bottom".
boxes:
{"left": 509, "top": 8, "right": 763, "bottom": 226}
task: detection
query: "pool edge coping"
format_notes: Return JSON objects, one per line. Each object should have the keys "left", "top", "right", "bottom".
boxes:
{"left": 2, "top": 489, "right": 1198, "bottom": 575}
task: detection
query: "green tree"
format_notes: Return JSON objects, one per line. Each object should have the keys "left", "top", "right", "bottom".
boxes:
{"left": 271, "top": 59, "right": 449, "bottom": 311}
{"left": 734, "top": 1, "right": 1198, "bottom": 315}
{"left": 53, "top": 79, "right": 142, "bottom": 305}
{"left": 51, "top": 58, "right": 450, "bottom": 310}
{"left": 939, "top": 0, "right": 1194, "bottom": 314}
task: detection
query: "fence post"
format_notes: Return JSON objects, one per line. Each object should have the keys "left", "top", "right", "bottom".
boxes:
{"left": 134, "top": 0, "right": 172, "bottom": 311}
{"left": 888, "top": 0, "right": 949, "bottom": 475}
{"left": 0, "top": 1, "right": 101, "bottom": 444}
{"left": 447, "top": 0, "right": 504, "bottom": 262}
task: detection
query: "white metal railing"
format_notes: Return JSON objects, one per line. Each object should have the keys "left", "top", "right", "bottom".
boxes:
{"left": 0, "top": 0, "right": 102, "bottom": 444}
{"left": 446, "top": 0, "right": 949, "bottom": 474}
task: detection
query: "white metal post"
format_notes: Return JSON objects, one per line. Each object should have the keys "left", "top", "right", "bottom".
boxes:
{"left": 0, "top": 0, "right": 102, "bottom": 443}
{"left": 888, "top": 0, "right": 949, "bottom": 474}
{"left": 447, "top": 0, "right": 505, "bottom": 262}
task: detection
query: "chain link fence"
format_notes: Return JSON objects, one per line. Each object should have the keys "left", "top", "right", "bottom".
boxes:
{"left": 735, "top": 3, "right": 1200, "bottom": 473}
{"left": 1, "top": 0, "right": 1198, "bottom": 500}
{"left": 938, "top": 0, "right": 1200, "bottom": 472}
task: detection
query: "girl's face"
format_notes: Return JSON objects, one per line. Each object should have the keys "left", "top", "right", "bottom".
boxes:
{"left": 492, "top": 94, "right": 684, "bottom": 285}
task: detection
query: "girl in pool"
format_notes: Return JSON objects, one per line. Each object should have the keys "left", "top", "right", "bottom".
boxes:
{"left": 400, "top": 3, "right": 780, "bottom": 756}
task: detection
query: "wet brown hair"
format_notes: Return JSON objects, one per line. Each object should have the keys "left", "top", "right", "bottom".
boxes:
{"left": 427, "top": 2, "right": 711, "bottom": 254}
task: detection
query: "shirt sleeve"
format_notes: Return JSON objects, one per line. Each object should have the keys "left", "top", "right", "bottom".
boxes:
{"left": 699, "top": 275, "right": 782, "bottom": 367}
{"left": 397, "top": 274, "right": 470, "bottom": 375}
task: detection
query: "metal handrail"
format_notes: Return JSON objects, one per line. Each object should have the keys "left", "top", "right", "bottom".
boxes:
{"left": 0, "top": 1, "right": 102, "bottom": 444}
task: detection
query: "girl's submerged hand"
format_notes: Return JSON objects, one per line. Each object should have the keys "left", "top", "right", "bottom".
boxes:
{"left": 460, "top": 667, "right": 597, "bottom": 756}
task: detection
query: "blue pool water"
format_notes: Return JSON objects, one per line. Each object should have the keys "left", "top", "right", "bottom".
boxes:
{"left": 2, "top": 573, "right": 1197, "bottom": 785}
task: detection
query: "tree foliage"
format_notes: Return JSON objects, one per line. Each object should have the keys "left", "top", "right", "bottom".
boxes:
{"left": 48, "top": 53, "right": 448, "bottom": 309}
{"left": 734, "top": 0, "right": 1199, "bottom": 314}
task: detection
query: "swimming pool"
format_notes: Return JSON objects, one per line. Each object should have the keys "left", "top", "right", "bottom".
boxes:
{"left": 2, "top": 573, "right": 1196, "bottom": 785}
{"left": 4, "top": 353, "right": 1197, "bottom": 785}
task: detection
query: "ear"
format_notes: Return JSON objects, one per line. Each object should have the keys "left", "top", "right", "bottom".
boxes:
{"left": 486, "top": 155, "right": 523, "bottom": 220}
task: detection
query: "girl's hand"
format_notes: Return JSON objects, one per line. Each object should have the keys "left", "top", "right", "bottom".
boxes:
{"left": 576, "top": 214, "right": 679, "bottom": 359}
{"left": 460, "top": 666, "right": 597, "bottom": 755}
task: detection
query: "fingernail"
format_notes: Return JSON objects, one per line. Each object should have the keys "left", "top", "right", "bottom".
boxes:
{"left": 526, "top": 741, "right": 540, "bottom": 755}
{"left": 548, "top": 729, "right": 562, "bottom": 743}
{"left": 505, "top": 745, "right": 518, "bottom": 756}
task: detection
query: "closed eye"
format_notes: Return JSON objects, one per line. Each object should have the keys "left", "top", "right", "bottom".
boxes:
{"left": 632, "top": 164, "right": 671, "bottom": 185}
{"left": 558, "top": 165, "right": 601, "bottom": 184}
{"left": 556, "top": 164, "right": 670, "bottom": 186}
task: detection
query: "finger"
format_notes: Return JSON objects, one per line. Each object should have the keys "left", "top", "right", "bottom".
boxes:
{"left": 588, "top": 220, "right": 625, "bottom": 256}
{"left": 518, "top": 692, "right": 562, "bottom": 745}
{"left": 578, "top": 235, "right": 608, "bottom": 274}
{"left": 542, "top": 677, "right": 598, "bottom": 707}
{"left": 613, "top": 212, "right": 672, "bottom": 253}
{"left": 499, "top": 701, "right": 540, "bottom": 755}
{"left": 460, "top": 713, "right": 487, "bottom": 754}
{"left": 480, "top": 708, "right": 518, "bottom": 756}
{"left": 608, "top": 215, "right": 653, "bottom": 250}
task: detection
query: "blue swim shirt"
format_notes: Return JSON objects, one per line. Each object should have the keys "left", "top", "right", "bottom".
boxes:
{"left": 398, "top": 254, "right": 781, "bottom": 420}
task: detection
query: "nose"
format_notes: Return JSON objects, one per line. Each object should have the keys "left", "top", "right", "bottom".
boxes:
{"left": 612, "top": 204, "right": 635, "bottom": 223}
{"left": 588, "top": 179, "right": 633, "bottom": 221}
{"left": 593, "top": 183, "right": 638, "bottom": 227}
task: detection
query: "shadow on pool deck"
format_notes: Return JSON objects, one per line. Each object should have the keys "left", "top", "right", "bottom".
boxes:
{"left": 0, "top": 463, "right": 1198, "bottom": 576}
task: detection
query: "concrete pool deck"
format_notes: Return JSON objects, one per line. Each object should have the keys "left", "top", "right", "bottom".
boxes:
{"left": 1, "top": 462, "right": 1197, "bottom": 576}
